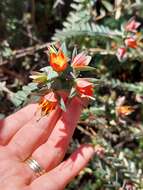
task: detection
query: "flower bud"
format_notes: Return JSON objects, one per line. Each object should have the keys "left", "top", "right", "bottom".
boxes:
{"left": 116, "top": 47, "right": 127, "bottom": 61}
{"left": 76, "top": 79, "right": 94, "bottom": 98}
{"left": 125, "top": 38, "right": 137, "bottom": 48}
{"left": 125, "top": 18, "right": 141, "bottom": 33}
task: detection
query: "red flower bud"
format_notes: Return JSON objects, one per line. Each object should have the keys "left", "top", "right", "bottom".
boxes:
{"left": 125, "top": 38, "right": 137, "bottom": 48}
{"left": 76, "top": 79, "right": 94, "bottom": 98}
{"left": 117, "top": 47, "right": 127, "bottom": 61}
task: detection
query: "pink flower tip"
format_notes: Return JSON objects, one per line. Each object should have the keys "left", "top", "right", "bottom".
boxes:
{"left": 125, "top": 18, "right": 141, "bottom": 33}
{"left": 116, "top": 47, "right": 127, "bottom": 61}
{"left": 71, "top": 52, "right": 92, "bottom": 68}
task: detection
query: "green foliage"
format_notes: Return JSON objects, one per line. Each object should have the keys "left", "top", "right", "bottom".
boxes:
{"left": 52, "top": 0, "right": 122, "bottom": 42}
{"left": 12, "top": 83, "right": 38, "bottom": 107}
{"left": 53, "top": 22, "right": 123, "bottom": 41}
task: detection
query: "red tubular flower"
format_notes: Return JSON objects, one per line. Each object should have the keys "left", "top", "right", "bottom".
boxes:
{"left": 125, "top": 38, "right": 137, "bottom": 49}
{"left": 49, "top": 51, "right": 68, "bottom": 72}
{"left": 39, "top": 92, "right": 58, "bottom": 115}
{"left": 117, "top": 47, "right": 127, "bottom": 61}
{"left": 71, "top": 52, "right": 91, "bottom": 68}
{"left": 125, "top": 18, "right": 141, "bottom": 33}
{"left": 76, "top": 79, "right": 94, "bottom": 98}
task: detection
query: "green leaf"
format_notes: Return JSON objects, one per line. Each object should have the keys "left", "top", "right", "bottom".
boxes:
{"left": 69, "top": 87, "right": 77, "bottom": 99}
{"left": 28, "top": 83, "right": 38, "bottom": 90}
{"left": 40, "top": 66, "right": 52, "bottom": 73}
{"left": 12, "top": 95, "right": 23, "bottom": 106}
{"left": 74, "top": 66, "right": 96, "bottom": 71}
{"left": 11, "top": 82, "right": 38, "bottom": 107}
{"left": 102, "top": 0, "right": 113, "bottom": 12}
{"left": 59, "top": 97, "right": 66, "bottom": 112}
{"left": 53, "top": 23, "right": 123, "bottom": 41}
{"left": 22, "top": 86, "right": 32, "bottom": 95}
{"left": 48, "top": 70, "right": 59, "bottom": 80}
{"left": 60, "top": 42, "right": 68, "bottom": 56}
{"left": 17, "top": 90, "right": 27, "bottom": 100}
{"left": 40, "top": 66, "right": 59, "bottom": 80}
{"left": 48, "top": 45, "right": 57, "bottom": 54}
{"left": 72, "top": 46, "right": 78, "bottom": 60}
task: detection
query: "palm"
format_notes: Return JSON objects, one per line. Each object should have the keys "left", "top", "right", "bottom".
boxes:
{"left": 0, "top": 97, "right": 94, "bottom": 190}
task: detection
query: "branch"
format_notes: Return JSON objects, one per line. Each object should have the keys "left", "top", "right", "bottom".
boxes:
{"left": 0, "top": 42, "right": 50, "bottom": 66}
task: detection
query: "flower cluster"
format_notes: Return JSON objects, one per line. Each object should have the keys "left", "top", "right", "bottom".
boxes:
{"left": 30, "top": 44, "right": 95, "bottom": 116}
{"left": 116, "top": 17, "right": 141, "bottom": 61}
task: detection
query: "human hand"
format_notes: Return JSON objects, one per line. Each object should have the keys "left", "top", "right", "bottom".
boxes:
{"left": 0, "top": 96, "right": 94, "bottom": 190}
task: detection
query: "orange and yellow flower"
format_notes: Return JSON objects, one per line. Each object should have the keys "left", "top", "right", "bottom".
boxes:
{"left": 71, "top": 52, "right": 91, "bottom": 69}
{"left": 116, "top": 105, "right": 135, "bottom": 117}
{"left": 49, "top": 51, "right": 68, "bottom": 72}
{"left": 39, "top": 92, "right": 57, "bottom": 115}
{"left": 76, "top": 79, "right": 94, "bottom": 98}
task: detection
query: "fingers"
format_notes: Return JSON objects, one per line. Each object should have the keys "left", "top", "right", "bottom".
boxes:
{"left": 7, "top": 106, "right": 62, "bottom": 161}
{"left": 30, "top": 144, "right": 94, "bottom": 190}
{"left": 0, "top": 104, "right": 37, "bottom": 145}
{"left": 31, "top": 97, "right": 82, "bottom": 171}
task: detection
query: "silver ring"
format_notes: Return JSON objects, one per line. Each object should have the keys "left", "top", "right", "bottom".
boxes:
{"left": 25, "top": 157, "right": 45, "bottom": 177}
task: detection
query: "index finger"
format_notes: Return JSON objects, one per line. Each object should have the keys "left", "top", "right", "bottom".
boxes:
{"left": 0, "top": 104, "right": 37, "bottom": 145}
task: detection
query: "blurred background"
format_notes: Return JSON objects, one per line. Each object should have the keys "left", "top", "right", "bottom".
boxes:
{"left": 0, "top": 0, "right": 143, "bottom": 189}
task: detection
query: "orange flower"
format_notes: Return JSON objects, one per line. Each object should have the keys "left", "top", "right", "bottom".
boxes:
{"left": 49, "top": 51, "right": 68, "bottom": 72}
{"left": 71, "top": 52, "right": 91, "bottom": 68}
{"left": 76, "top": 79, "right": 94, "bottom": 98}
{"left": 125, "top": 18, "right": 141, "bottom": 33}
{"left": 39, "top": 92, "right": 57, "bottom": 115}
{"left": 125, "top": 37, "right": 137, "bottom": 49}
{"left": 116, "top": 105, "right": 135, "bottom": 117}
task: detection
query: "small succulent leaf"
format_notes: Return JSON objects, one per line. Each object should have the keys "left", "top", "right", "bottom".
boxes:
{"left": 29, "top": 95, "right": 40, "bottom": 103}
{"left": 40, "top": 66, "right": 59, "bottom": 80}
{"left": 40, "top": 66, "right": 52, "bottom": 73}
{"left": 47, "top": 45, "right": 57, "bottom": 54}
{"left": 48, "top": 70, "right": 59, "bottom": 80}
{"left": 69, "top": 87, "right": 77, "bottom": 99}
{"left": 60, "top": 42, "right": 68, "bottom": 56}
{"left": 74, "top": 66, "right": 96, "bottom": 71}
{"left": 30, "top": 71, "right": 41, "bottom": 77}
{"left": 28, "top": 83, "right": 38, "bottom": 90}
{"left": 12, "top": 97, "right": 23, "bottom": 107}
{"left": 22, "top": 86, "right": 32, "bottom": 95}
{"left": 59, "top": 97, "right": 67, "bottom": 112}
{"left": 72, "top": 46, "right": 78, "bottom": 61}
{"left": 17, "top": 90, "right": 28, "bottom": 100}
